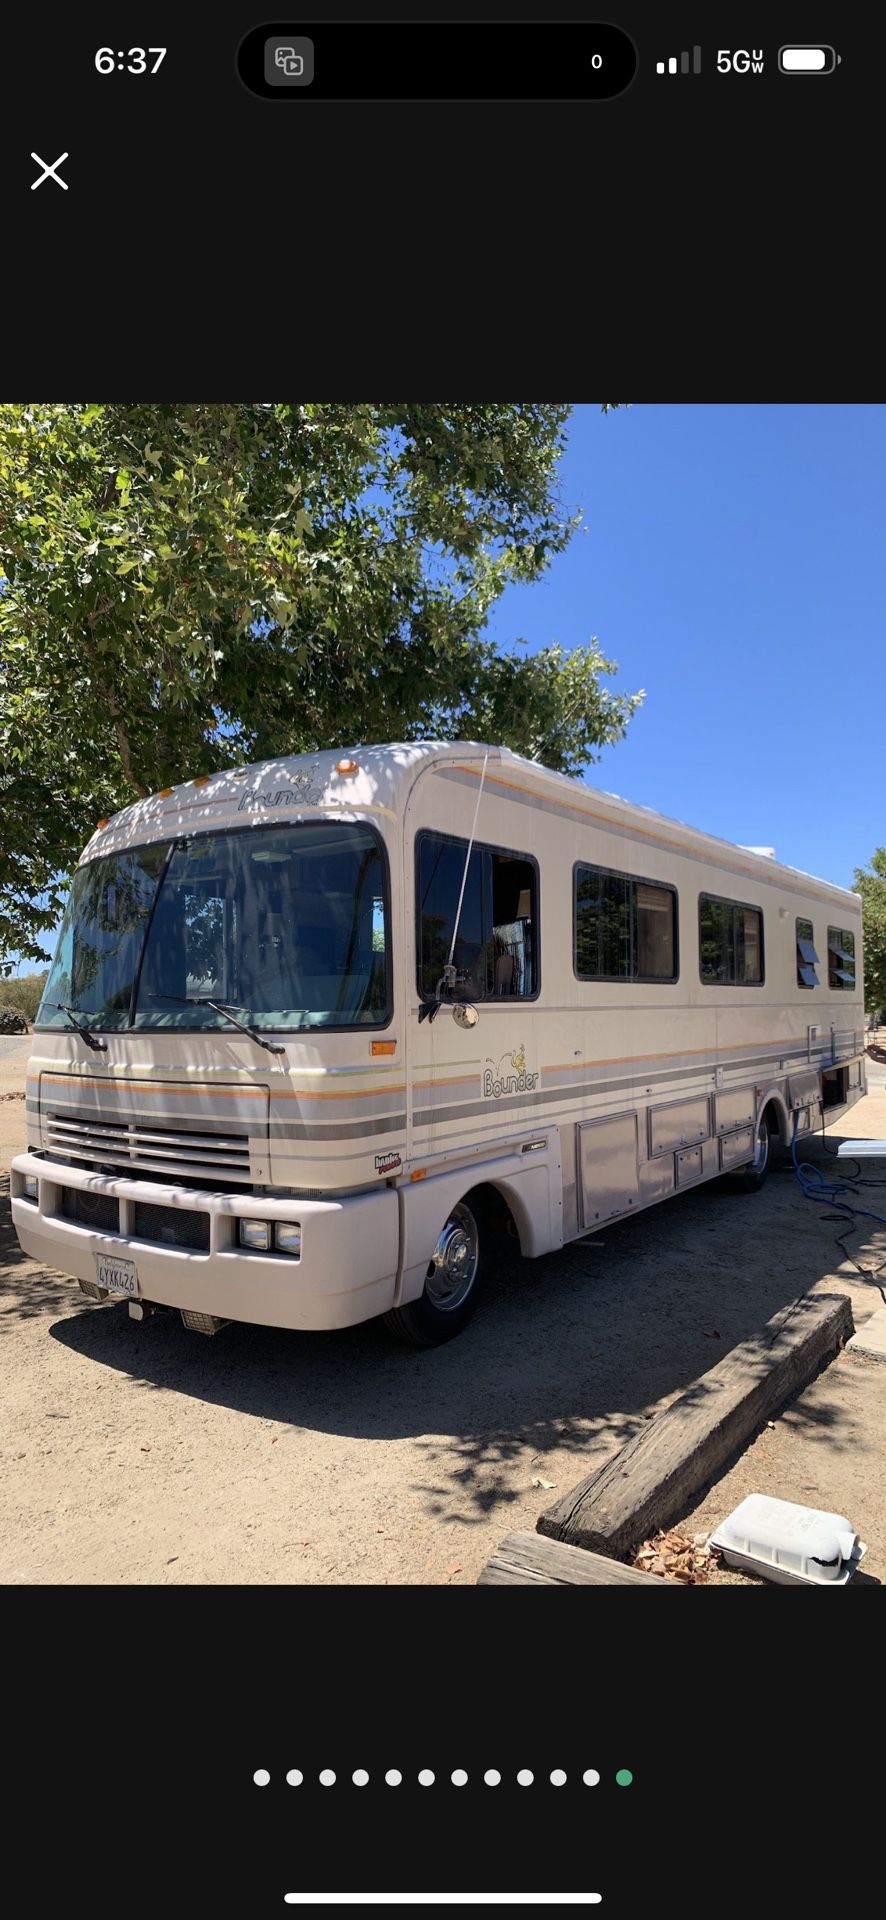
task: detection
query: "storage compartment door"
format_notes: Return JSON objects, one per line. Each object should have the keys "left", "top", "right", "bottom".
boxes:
{"left": 578, "top": 1112, "right": 640, "bottom": 1227}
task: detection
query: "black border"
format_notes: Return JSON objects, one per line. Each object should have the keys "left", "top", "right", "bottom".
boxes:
{"left": 572, "top": 859, "right": 679, "bottom": 985}
{"left": 795, "top": 913, "right": 818, "bottom": 989}
{"left": 414, "top": 828, "right": 541, "bottom": 1005}
{"left": 698, "top": 889, "right": 765, "bottom": 988}
{"left": 826, "top": 922, "right": 857, "bottom": 991}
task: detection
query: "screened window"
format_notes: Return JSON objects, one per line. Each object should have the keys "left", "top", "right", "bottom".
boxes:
{"left": 417, "top": 833, "right": 537, "bottom": 1000}
{"left": 796, "top": 917, "right": 820, "bottom": 989}
{"left": 699, "top": 894, "right": 764, "bottom": 985}
{"left": 574, "top": 865, "right": 677, "bottom": 982}
{"left": 827, "top": 926, "right": 856, "bottom": 991}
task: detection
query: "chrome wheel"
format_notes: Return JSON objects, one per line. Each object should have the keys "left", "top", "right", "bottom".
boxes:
{"left": 425, "top": 1201, "right": 480, "bottom": 1312}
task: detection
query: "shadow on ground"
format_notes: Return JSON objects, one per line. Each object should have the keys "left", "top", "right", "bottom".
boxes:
{"left": 3, "top": 1153, "right": 883, "bottom": 1512}
{"left": 4, "top": 1130, "right": 886, "bottom": 1528}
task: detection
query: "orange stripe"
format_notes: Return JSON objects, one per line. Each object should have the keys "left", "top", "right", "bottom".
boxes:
{"left": 275, "top": 1083, "right": 406, "bottom": 1102}
{"left": 453, "top": 764, "right": 853, "bottom": 905}
{"left": 544, "top": 1036, "right": 802, "bottom": 1073}
{"left": 413, "top": 1073, "right": 480, "bottom": 1091}
{"left": 36, "top": 1073, "right": 266, "bottom": 1097}
{"left": 34, "top": 1071, "right": 404, "bottom": 1103}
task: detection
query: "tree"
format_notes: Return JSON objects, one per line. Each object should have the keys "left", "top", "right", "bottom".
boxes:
{"left": 0, "top": 403, "right": 641, "bottom": 964}
{"left": 854, "top": 849, "right": 886, "bottom": 1012}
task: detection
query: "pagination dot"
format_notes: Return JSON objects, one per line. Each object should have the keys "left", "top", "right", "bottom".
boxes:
{"left": 253, "top": 1769, "right": 270, "bottom": 1786}
{"left": 319, "top": 1770, "right": 336, "bottom": 1787}
{"left": 286, "top": 1771, "right": 303, "bottom": 1787}
{"left": 550, "top": 1769, "right": 567, "bottom": 1786}
{"left": 583, "top": 1769, "right": 600, "bottom": 1786}
{"left": 352, "top": 1770, "right": 369, "bottom": 1787}
{"left": 385, "top": 1770, "right": 402, "bottom": 1786}
{"left": 615, "top": 1769, "right": 633, "bottom": 1787}
{"left": 517, "top": 1769, "right": 534, "bottom": 1786}
{"left": 484, "top": 1769, "right": 501, "bottom": 1786}
{"left": 451, "top": 1769, "right": 468, "bottom": 1787}
{"left": 418, "top": 1769, "right": 435, "bottom": 1786}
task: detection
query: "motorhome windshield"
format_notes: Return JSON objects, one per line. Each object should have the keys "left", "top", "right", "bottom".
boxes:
{"left": 37, "top": 822, "right": 390, "bottom": 1032}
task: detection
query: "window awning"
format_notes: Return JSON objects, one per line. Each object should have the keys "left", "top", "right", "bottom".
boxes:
{"left": 798, "top": 964, "right": 819, "bottom": 988}
{"left": 797, "top": 936, "right": 820, "bottom": 965}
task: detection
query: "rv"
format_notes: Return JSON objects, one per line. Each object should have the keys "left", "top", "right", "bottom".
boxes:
{"left": 11, "top": 743, "right": 865, "bottom": 1345}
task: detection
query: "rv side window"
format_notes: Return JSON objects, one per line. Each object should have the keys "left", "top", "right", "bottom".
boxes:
{"left": 574, "top": 865, "right": 677, "bottom": 982}
{"left": 699, "top": 894, "right": 764, "bottom": 985}
{"left": 416, "top": 833, "right": 538, "bottom": 1000}
{"left": 796, "top": 917, "right": 820, "bottom": 989}
{"left": 827, "top": 925, "right": 856, "bottom": 991}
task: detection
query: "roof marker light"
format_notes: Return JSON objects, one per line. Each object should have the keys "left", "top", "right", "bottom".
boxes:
{"left": 96, "top": 818, "right": 109, "bottom": 830}
{"left": 193, "top": 774, "right": 212, "bottom": 787}
{"left": 158, "top": 787, "right": 173, "bottom": 799}
{"left": 336, "top": 757, "right": 359, "bottom": 775}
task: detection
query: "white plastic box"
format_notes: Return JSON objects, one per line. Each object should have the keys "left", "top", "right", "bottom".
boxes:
{"left": 710, "top": 1494, "right": 866, "bottom": 1586}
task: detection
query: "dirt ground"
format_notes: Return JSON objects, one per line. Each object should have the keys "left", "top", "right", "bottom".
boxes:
{"left": 2, "top": 1032, "right": 885, "bottom": 1586}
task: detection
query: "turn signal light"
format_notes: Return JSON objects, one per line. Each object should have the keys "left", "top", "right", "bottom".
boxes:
{"left": 371, "top": 1041, "right": 397, "bottom": 1056}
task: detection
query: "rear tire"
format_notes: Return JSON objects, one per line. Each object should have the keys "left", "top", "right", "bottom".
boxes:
{"left": 384, "top": 1196, "right": 486, "bottom": 1347}
{"left": 730, "top": 1112, "right": 771, "bottom": 1192}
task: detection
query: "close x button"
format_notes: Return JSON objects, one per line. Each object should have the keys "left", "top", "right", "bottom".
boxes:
{"left": 30, "top": 152, "right": 69, "bottom": 190}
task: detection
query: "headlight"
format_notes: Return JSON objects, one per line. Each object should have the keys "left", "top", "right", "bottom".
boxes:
{"left": 274, "top": 1222, "right": 302, "bottom": 1256}
{"left": 22, "top": 1174, "right": 39, "bottom": 1201}
{"left": 239, "top": 1218, "right": 270, "bottom": 1250}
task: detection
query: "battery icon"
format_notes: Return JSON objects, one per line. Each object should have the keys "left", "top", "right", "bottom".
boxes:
{"left": 778, "top": 45, "right": 839, "bottom": 73}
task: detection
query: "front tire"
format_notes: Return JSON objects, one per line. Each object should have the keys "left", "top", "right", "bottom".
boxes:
{"left": 384, "top": 1197, "right": 485, "bottom": 1347}
{"left": 730, "top": 1112, "right": 771, "bottom": 1192}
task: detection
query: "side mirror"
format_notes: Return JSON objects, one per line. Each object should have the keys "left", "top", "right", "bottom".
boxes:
{"left": 452, "top": 1002, "right": 479, "bottom": 1029}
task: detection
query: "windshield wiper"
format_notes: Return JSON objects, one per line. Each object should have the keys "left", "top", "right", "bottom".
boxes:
{"left": 146, "top": 994, "right": 285, "bottom": 1055}
{"left": 43, "top": 1002, "right": 108, "bottom": 1053}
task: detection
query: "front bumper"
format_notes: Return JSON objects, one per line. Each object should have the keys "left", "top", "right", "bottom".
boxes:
{"left": 10, "top": 1151, "right": 399, "bottom": 1331}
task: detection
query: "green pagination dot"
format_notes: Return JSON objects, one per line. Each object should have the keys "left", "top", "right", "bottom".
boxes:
{"left": 615, "top": 1769, "right": 633, "bottom": 1786}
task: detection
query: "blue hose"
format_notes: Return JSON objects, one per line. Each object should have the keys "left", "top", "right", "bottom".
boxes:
{"left": 791, "top": 1111, "right": 886, "bottom": 1229}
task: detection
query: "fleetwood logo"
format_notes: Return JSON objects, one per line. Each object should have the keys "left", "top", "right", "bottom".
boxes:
{"left": 374, "top": 1150, "right": 402, "bottom": 1175}
{"left": 238, "top": 767, "right": 322, "bottom": 811}
{"left": 483, "top": 1043, "right": 539, "bottom": 1101}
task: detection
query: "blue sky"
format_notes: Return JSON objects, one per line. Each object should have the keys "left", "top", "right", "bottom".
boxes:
{"left": 488, "top": 403, "right": 884, "bottom": 892}
{"left": 9, "top": 403, "right": 881, "bottom": 975}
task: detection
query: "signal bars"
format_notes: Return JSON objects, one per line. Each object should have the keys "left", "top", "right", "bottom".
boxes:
{"left": 656, "top": 48, "right": 702, "bottom": 74}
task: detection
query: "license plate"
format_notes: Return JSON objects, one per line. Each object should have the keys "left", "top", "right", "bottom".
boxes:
{"left": 94, "top": 1254, "right": 140, "bottom": 1298}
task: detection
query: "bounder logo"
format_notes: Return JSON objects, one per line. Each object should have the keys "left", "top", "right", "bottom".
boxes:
{"left": 238, "top": 767, "right": 322, "bottom": 811}
{"left": 483, "top": 1043, "right": 539, "bottom": 1101}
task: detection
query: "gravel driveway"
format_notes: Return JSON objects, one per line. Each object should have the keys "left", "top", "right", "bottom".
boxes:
{"left": 2, "top": 1043, "right": 884, "bottom": 1585}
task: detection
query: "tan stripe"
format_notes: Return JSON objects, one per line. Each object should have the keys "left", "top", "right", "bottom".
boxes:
{"left": 37, "top": 1073, "right": 266, "bottom": 1098}
{"left": 452, "top": 763, "right": 853, "bottom": 906}
{"left": 38, "top": 1070, "right": 404, "bottom": 1103}
{"left": 544, "top": 1035, "right": 801, "bottom": 1073}
{"left": 412, "top": 1073, "right": 481, "bottom": 1091}
{"left": 274, "top": 1082, "right": 406, "bottom": 1102}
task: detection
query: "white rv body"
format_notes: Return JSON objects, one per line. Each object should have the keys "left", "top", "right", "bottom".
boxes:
{"left": 11, "top": 743, "right": 865, "bottom": 1335}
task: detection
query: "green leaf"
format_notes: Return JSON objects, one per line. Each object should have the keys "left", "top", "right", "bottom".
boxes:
{"left": 0, "top": 400, "right": 641, "bottom": 960}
